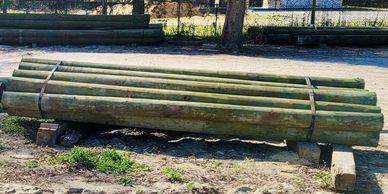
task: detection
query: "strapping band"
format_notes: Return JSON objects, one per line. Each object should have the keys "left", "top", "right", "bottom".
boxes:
{"left": 38, "top": 61, "right": 62, "bottom": 118}
{"left": 305, "top": 77, "right": 317, "bottom": 141}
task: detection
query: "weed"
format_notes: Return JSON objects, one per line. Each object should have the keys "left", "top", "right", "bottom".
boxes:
{"left": 96, "top": 148, "right": 147, "bottom": 173}
{"left": 119, "top": 176, "right": 132, "bottom": 186}
{"left": 186, "top": 182, "right": 195, "bottom": 191}
{"left": 54, "top": 147, "right": 148, "bottom": 174}
{"left": 0, "top": 116, "right": 53, "bottom": 135}
{"left": 316, "top": 172, "right": 332, "bottom": 188}
{"left": 25, "top": 160, "right": 39, "bottom": 168}
{"left": 56, "top": 146, "right": 97, "bottom": 168}
{"left": 0, "top": 144, "right": 10, "bottom": 152}
{"left": 161, "top": 166, "right": 186, "bottom": 183}
{"left": 211, "top": 160, "right": 223, "bottom": 168}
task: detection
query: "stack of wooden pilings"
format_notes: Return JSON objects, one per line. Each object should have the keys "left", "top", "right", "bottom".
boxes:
{"left": 0, "top": 58, "right": 384, "bottom": 146}
{"left": 247, "top": 26, "right": 388, "bottom": 46}
{"left": 0, "top": 14, "right": 164, "bottom": 45}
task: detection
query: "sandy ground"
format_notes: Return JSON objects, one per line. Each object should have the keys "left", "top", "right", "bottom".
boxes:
{"left": 0, "top": 44, "right": 387, "bottom": 193}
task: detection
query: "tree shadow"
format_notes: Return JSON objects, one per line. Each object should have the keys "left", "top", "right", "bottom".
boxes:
{"left": 2, "top": 44, "right": 388, "bottom": 68}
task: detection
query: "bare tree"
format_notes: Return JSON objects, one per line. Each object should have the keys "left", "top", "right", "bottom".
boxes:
{"left": 220, "top": 0, "right": 247, "bottom": 51}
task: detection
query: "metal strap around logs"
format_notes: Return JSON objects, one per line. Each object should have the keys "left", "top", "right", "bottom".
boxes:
{"left": 305, "top": 77, "right": 317, "bottom": 142}
{"left": 38, "top": 61, "right": 62, "bottom": 118}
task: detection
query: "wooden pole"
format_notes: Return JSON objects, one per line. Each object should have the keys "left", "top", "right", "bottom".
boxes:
{"left": 18, "top": 62, "right": 363, "bottom": 91}
{"left": 1, "top": 92, "right": 382, "bottom": 146}
{"left": 12, "top": 70, "right": 377, "bottom": 105}
{"left": 177, "top": 0, "right": 181, "bottom": 36}
{"left": 20, "top": 58, "right": 366, "bottom": 89}
{"left": 4, "top": 77, "right": 381, "bottom": 113}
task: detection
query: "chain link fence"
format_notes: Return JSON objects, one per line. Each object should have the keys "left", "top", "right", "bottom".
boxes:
{"left": 0, "top": 0, "right": 387, "bottom": 39}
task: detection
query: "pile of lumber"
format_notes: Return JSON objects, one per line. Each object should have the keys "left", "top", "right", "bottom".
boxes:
{"left": 248, "top": 26, "right": 388, "bottom": 46}
{"left": 0, "top": 14, "right": 163, "bottom": 45}
{"left": 0, "top": 58, "right": 384, "bottom": 146}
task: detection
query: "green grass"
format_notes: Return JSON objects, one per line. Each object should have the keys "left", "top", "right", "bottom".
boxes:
{"left": 316, "top": 172, "right": 332, "bottom": 188}
{"left": 119, "top": 176, "right": 132, "bottom": 186}
{"left": 25, "top": 160, "right": 39, "bottom": 168}
{"left": 161, "top": 166, "right": 186, "bottom": 183}
{"left": 54, "top": 146, "right": 148, "bottom": 174}
{"left": 0, "top": 116, "right": 53, "bottom": 135}
{"left": 164, "top": 23, "right": 223, "bottom": 40}
{"left": 0, "top": 144, "right": 10, "bottom": 153}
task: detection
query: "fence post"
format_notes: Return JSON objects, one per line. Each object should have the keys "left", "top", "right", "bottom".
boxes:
{"left": 102, "top": 0, "right": 107, "bottom": 15}
{"left": 177, "top": 0, "right": 181, "bottom": 35}
{"left": 214, "top": 0, "right": 219, "bottom": 37}
{"left": 2, "top": 0, "right": 7, "bottom": 13}
{"left": 133, "top": 0, "right": 145, "bottom": 14}
{"left": 310, "top": 0, "right": 317, "bottom": 27}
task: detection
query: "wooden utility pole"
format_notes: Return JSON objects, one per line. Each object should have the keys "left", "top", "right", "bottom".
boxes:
{"left": 220, "top": 0, "right": 247, "bottom": 51}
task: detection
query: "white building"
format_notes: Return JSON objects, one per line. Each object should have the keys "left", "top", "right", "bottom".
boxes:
{"left": 262, "top": 0, "right": 343, "bottom": 9}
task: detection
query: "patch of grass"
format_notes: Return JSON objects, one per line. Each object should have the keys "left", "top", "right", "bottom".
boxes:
{"left": 0, "top": 116, "right": 53, "bottom": 135}
{"left": 0, "top": 144, "right": 10, "bottom": 153}
{"left": 185, "top": 182, "right": 195, "bottom": 191}
{"left": 96, "top": 148, "right": 148, "bottom": 173}
{"left": 210, "top": 160, "right": 223, "bottom": 168}
{"left": 316, "top": 172, "right": 332, "bottom": 188}
{"left": 164, "top": 23, "right": 222, "bottom": 40}
{"left": 25, "top": 160, "right": 39, "bottom": 168}
{"left": 119, "top": 176, "right": 132, "bottom": 186}
{"left": 54, "top": 146, "right": 148, "bottom": 174}
{"left": 161, "top": 166, "right": 186, "bottom": 183}
{"left": 56, "top": 146, "right": 97, "bottom": 168}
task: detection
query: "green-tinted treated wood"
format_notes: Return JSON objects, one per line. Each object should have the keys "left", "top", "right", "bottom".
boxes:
{"left": 18, "top": 62, "right": 363, "bottom": 91}
{"left": 248, "top": 26, "right": 388, "bottom": 35}
{"left": 0, "top": 29, "right": 163, "bottom": 45}
{"left": 295, "top": 35, "right": 388, "bottom": 46}
{"left": 12, "top": 70, "right": 376, "bottom": 105}
{"left": 0, "top": 20, "right": 149, "bottom": 30}
{"left": 1, "top": 92, "right": 381, "bottom": 146}
{"left": 20, "top": 58, "right": 366, "bottom": 89}
{"left": 0, "top": 37, "right": 162, "bottom": 46}
{"left": 0, "top": 29, "right": 162, "bottom": 38}
{"left": 1, "top": 91, "right": 383, "bottom": 132}
{"left": 0, "top": 13, "right": 150, "bottom": 22}
{"left": 5, "top": 77, "right": 381, "bottom": 113}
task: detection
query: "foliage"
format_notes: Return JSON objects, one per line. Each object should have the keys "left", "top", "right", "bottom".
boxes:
{"left": 161, "top": 166, "right": 186, "bottom": 183}
{"left": 119, "top": 176, "right": 132, "bottom": 186}
{"left": 25, "top": 160, "right": 39, "bottom": 168}
{"left": 185, "top": 182, "right": 195, "bottom": 191}
{"left": 56, "top": 146, "right": 97, "bottom": 168}
{"left": 0, "top": 144, "right": 10, "bottom": 153}
{"left": 316, "top": 172, "right": 332, "bottom": 188}
{"left": 0, "top": 116, "right": 53, "bottom": 134}
{"left": 54, "top": 146, "right": 148, "bottom": 174}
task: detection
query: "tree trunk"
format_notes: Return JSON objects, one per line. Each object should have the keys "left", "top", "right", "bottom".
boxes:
{"left": 220, "top": 0, "right": 247, "bottom": 51}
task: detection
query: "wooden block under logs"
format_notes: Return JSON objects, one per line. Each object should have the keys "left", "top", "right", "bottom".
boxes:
{"left": 331, "top": 145, "right": 356, "bottom": 191}
{"left": 287, "top": 141, "right": 321, "bottom": 164}
{"left": 36, "top": 122, "right": 70, "bottom": 146}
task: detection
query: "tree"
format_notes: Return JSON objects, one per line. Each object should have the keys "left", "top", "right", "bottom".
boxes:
{"left": 220, "top": 0, "right": 247, "bottom": 51}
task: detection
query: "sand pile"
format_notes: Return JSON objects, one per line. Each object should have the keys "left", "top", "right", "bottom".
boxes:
{"left": 93, "top": 1, "right": 201, "bottom": 18}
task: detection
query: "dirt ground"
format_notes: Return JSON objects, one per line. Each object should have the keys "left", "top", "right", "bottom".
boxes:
{"left": 0, "top": 44, "right": 387, "bottom": 193}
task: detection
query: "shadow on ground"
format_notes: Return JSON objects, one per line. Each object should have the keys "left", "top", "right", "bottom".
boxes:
{"left": 1, "top": 44, "right": 388, "bottom": 68}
